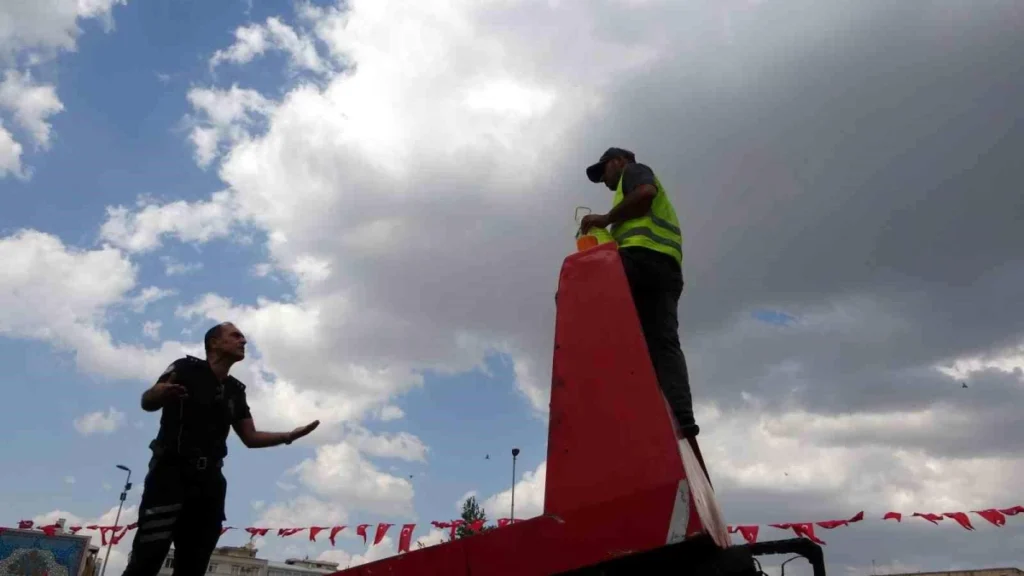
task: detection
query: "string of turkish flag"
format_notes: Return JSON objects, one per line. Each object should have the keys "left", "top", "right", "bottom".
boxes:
{"left": 9, "top": 506, "right": 1023, "bottom": 554}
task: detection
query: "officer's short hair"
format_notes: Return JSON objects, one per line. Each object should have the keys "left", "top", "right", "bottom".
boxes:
{"left": 204, "top": 323, "right": 227, "bottom": 352}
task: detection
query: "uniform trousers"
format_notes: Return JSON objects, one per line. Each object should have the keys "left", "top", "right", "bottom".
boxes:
{"left": 121, "top": 455, "right": 226, "bottom": 576}
{"left": 619, "top": 247, "right": 698, "bottom": 437}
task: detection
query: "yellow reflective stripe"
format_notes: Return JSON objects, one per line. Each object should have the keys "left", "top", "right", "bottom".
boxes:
{"left": 616, "top": 227, "right": 682, "bottom": 253}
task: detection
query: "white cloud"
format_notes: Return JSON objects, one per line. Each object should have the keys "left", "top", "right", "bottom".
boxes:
{"left": 161, "top": 256, "right": 203, "bottom": 276}
{"left": 0, "top": 0, "right": 127, "bottom": 178}
{"left": 186, "top": 86, "right": 274, "bottom": 168}
{"left": 142, "top": 320, "right": 161, "bottom": 340}
{"left": 0, "top": 229, "right": 192, "bottom": 381}
{"left": 210, "top": 17, "right": 327, "bottom": 74}
{"left": 130, "top": 286, "right": 175, "bottom": 312}
{"left": 291, "top": 440, "right": 415, "bottom": 517}
{"left": 345, "top": 426, "right": 427, "bottom": 463}
{"left": 454, "top": 490, "right": 477, "bottom": 514}
{"left": 256, "top": 494, "right": 349, "bottom": 527}
{"left": 0, "top": 120, "right": 24, "bottom": 178}
{"left": 0, "top": 70, "right": 64, "bottom": 148}
{"left": 73, "top": 407, "right": 125, "bottom": 435}
{"left": 0, "top": 0, "right": 127, "bottom": 57}
{"left": 99, "top": 190, "right": 244, "bottom": 252}
{"left": 376, "top": 405, "right": 404, "bottom": 422}
{"left": 482, "top": 461, "right": 546, "bottom": 522}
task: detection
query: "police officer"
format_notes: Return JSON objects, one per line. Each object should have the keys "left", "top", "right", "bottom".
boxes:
{"left": 580, "top": 148, "right": 698, "bottom": 439}
{"left": 122, "top": 322, "right": 319, "bottom": 575}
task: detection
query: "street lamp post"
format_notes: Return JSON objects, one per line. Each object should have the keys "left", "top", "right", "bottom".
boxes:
{"left": 510, "top": 448, "right": 520, "bottom": 522}
{"left": 100, "top": 465, "right": 132, "bottom": 576}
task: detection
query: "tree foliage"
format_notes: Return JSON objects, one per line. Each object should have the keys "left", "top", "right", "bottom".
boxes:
{"left": 456, "top": 496, "right": 494, "bottom": 539}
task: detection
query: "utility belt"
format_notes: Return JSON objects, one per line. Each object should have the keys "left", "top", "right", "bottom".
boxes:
{"left": 150, "top": 441, "right": 225, "bottom": 472}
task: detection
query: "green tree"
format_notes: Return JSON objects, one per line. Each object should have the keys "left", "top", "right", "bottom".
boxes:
{"left": 456, "top": 496, "right": 494, "bottom": 539}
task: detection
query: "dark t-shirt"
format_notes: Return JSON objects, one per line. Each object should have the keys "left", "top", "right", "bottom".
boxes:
{"left": 151, "top": 355, "right": 252, "bottom": 459}
{"left": 621, "top": 163, "right": 657, "bottom": 196}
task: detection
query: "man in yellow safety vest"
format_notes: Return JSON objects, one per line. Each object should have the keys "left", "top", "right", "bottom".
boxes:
{"left": 580, "top": 147, "right": 698, "bottom": 439}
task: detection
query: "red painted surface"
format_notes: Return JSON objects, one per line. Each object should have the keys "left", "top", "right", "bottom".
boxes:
{"left": 334, "top": 484, "right": 691, "bottom": 576}
{"left": 545, "top": 243, "right": 686, "bottom": 516}
{"left": 330, "top": 243, "right": 725, "bottom": 575}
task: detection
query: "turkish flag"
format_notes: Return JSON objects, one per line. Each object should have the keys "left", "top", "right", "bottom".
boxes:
{"left": 943, "top": 512, "right": 974, "bottom": 531}
{"left": 373, "top": 523, "right": 393, "bottom": 546}
{"left": 356, "top": 524, "right": 370, "bottom": 545}
{"left": 398, "top": 524, "right": 416, "bottom": 553}
{"left": 329, "top": 526, "right": 346, "bottom": 547}
{"left": 974, "top": 509, "right": 1007, "bottom": 527}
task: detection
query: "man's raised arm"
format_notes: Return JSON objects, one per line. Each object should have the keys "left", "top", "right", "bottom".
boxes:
{"left": 233, "top": 418, "right": 320, "bottom": 448}
{"left": 140, "top": 368, "right": 188, "bottom": 412}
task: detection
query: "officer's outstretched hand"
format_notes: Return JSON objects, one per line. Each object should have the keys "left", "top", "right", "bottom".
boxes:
{"left": 289, "top": 420, "right": 320, "bottom": 443}
{"left": 154, "top": 372, "right": 188, "bottom": 404}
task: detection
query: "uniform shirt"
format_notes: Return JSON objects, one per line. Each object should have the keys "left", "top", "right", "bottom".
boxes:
{"left": 620, "top": 163, "right": 656, "bottom": 196}
{"left": 150, "top": 355, "right": 252, "bottom": 460}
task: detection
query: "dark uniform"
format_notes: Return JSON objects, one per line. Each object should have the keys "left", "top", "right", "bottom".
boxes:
{"left": 122, "top": 355, "right": 252, "bottom": 576}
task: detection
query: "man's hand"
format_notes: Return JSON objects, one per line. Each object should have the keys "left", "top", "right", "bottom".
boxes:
{"left": 580, "top": 213, "right": 610, "bottom": 233}
{"left": 154, "top": 372, "right": 189, "bottom": 403}
{"left": 142, "top": 372, "right": 188, "bottom": 411}
{"left": 286, "top": 420, "right": 320, "bottom": 444}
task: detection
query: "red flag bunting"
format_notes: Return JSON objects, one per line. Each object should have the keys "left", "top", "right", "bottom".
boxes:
{"left": 974, "top": 509, "right": 1006, "bottom": 527}
{"left": 110, "top": 527, "right": 130, "bottom": 545}
{"left": 447, "top": 519, "right": 464, "bottom": 541}
{"left": 10, "top": 505, "right": 1024, "bottom": 556}
{"left": 221, "top": 527, "right": 234, "bottom": 535}
{"left": 329, "top": 526, "right": 346, "bottom": 547}
{"left": 943, "top": 512, "right": 974, "bottom": 531}
{"left": 398, "top": 524, "right": 416, "bottom": 553}
{"left": 771, "top": 523, "right": 825, "bottom": 545}
{"left": 373, "top": 523, "right": 392, "bottom": 546}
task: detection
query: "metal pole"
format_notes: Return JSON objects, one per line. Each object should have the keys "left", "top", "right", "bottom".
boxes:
{"left": 780, "top": 555, "right": 801, "bottom": 576}
{"left": 101, "top": 465, "right": 132, "bottom": 576}
{"left": 510, "top": 448, "right": 520, "bottom": 522}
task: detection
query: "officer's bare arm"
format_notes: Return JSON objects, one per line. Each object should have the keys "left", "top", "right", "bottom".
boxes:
{"left": 233, "top": 418, "right": 293, "bottom": 448}
{"left": 605, "top": 184, "right": 656, "bottom": 225}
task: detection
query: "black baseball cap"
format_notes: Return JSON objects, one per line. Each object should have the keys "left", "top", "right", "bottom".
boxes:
{"left": 586, "top": 147, "right": 636, "bottom": 183}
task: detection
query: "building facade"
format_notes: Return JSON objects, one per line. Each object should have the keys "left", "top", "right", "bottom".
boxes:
{"left": 157, "top": 543, "right": 338, "bottom": 576}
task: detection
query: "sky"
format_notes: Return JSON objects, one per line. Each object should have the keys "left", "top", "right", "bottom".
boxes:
{"left": 0, "top": 0, "right": 1022, "bottom": 574}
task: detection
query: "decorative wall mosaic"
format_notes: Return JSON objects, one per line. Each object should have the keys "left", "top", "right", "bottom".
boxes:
{"left": 0, "top": 530, "right": 87, "bottom": 576}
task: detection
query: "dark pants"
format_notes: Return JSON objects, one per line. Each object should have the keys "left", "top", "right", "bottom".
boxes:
{"left": 122, "top": 456, "right": 226, "bottom": 576}
{"left": 619, "top": 247, "right": 698, "bottom": 437}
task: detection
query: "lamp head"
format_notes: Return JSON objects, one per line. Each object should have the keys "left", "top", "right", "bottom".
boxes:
{"left": 511, "top": 448, "right": 520, "bottom": 457}
{"left": 116, "top": 464, "right": 130, "bottom": 472}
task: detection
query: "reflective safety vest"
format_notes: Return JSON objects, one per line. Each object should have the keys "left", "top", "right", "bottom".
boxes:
{"left": 610, "top": 170, "right": 683, "bottom": 265}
